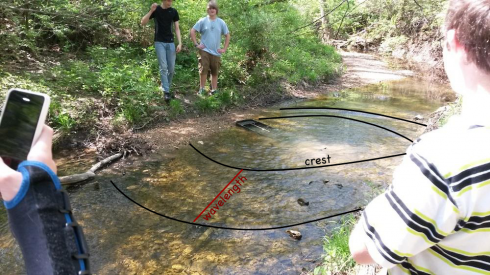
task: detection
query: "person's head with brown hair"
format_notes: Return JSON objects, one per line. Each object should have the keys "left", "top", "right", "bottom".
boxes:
{"left": 207, "top": 1, "right": 219, "bottom": 17}
{"left": 443, "top": 0, "right": 490, "bottom": 96}
{"left": 445, "top": 0, "right": 490, "bottom": 73}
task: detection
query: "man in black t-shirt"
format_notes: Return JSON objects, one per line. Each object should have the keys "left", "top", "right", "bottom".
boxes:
{"left": 141, "top": 1, "right": 181, "bottom": 101}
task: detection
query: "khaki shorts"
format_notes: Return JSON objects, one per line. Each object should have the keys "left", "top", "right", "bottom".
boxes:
{"left": 198, "top": 50, "right": 221, "bottom": 76}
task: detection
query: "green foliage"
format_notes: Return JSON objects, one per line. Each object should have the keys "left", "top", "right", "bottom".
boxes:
{"left": 51, "top": 45, "right": 161, "bottom": 124}
{"left": 56, "top": 112, "right": 77, "bottom": 131}
{"left": 168, "top": 99, "right": 184, "bottom": 118}
{"left": 193, "top": 89, "right": 235, "bottom": 112}
{"left": 293, "top": 0, "right": 449, "bottom": 51}
{"left": 0, "top": 0, "right": 116, "bottom": 59}
{"left": 194, "top": 96, "right": 221, "bottom": 112}
{"left": 194, "top": 96, "right": 217, "bottom": 112}
{"left": 52, "top": 61, "right": 99, "bottom": 93}
{"left": 269, "top": 37, "right": 341, "bottom": 84}
{"left": 0, "top": 70, "right": 75, "bottom": 132}
{"left": 314, "top": 214, "right": 357, "bottom": 275}
{"left": 216, "top": 90, "right": 233, "bottom": 106}
{"left": 217, "top": 0, "right": 342, "bottom": 87}
{"left": 1, "top": 0, "right": 343, "bottom": 135}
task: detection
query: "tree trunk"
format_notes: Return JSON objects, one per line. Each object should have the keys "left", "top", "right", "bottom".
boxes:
{"left": 24, "top": 2, "right": 29, "bottom": 31}
{"left": 318, "top": 0, "right": 329, "bottom": 43}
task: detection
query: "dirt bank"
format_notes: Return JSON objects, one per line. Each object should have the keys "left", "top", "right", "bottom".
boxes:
{"left": 54, "top": 50, "right": 418, "bottom": 169}
{"left": 391, "top": 35, "right": 448, "bottom": 83}
{"left": 136, "top": 51, "right": 415, "bottom": 151}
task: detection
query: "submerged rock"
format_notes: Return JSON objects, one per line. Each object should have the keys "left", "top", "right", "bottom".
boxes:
{"left": 286, "top": 230, "right": 302, "bottom": 240}
{"left": 297, "top": 198, "right": 310, "bottom": 206}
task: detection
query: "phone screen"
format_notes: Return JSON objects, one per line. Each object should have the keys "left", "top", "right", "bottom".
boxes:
{"left": 0, "top": 90, "right": 45, "bottom": 162}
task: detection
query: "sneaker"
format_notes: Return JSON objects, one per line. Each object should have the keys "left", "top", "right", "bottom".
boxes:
{"left": 209, "top": 89, "right": 218, "bottom": 96}
{"left": 197, "top": 88, "right": 206, "bottom": 97}
{"left": 164, "top": 92, "right": 171, "bottom": 101}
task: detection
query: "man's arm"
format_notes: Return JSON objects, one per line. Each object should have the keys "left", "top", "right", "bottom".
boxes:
{"left": 349, "top": 221, "right": 375, "bottom": 264}
{"left": 141, "top": 3, "right": 158, "bottom": 26}
{"left": 1, "top": 125, "right": 91, "bottom": 275}
{"left": 190, "top": 28, "right": 198, "bottom": 46}
{"left": 348, "top": 143, "right": 461, "bottom": 269}
{"left": 217, "top": 33, "right": 230, "bottom": 54}
{"left": 190, "top": 28, "right": 204, "bottom": 49}
{"left": 217, "top": 21, "right": 230, "bottom": 54}
{"left": 175, "top": 21, "right": 182, "bottom": 53}
{"left": 0, "top": 161, "right": 22, "bottom": 201}
{"left": 0, "top": 125, "right": 56, "bottom": 201}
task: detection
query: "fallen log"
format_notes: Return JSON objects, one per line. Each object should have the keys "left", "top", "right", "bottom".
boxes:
{"left": 59, "top": 152, "right": 123, "bottom": 185}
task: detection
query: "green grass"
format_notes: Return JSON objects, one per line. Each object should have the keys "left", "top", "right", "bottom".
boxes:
{"left": 168, "top": 99, "right": 185, "bottom": 118}
{"left": 313, "top": 214, "right": 357, "bottom": 275}
{"left": 193, "top": 90, "right": 236, "bottom": 112}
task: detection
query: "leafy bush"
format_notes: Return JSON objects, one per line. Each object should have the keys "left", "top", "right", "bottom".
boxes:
{"left": 1, "top": 0, "right": 344, "bottom": 134}
{"left": 168, "top": 99, "right": 184, "bottom": 118}
{"left": 194, "top": 96, "right": 219, "bottom": 113}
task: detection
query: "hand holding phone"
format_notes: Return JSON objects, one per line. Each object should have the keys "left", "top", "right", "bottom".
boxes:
{"left": 0, "top": 88, "right": 51, "bottom": 169}
{"left": 0, "top": 88, "right": 53, "bottom": 201}
{"left": 0, "top": 125, "right": 56, "bottom": 201}
{"left": 24, "top": 124, "right": 56, "bottom": 173}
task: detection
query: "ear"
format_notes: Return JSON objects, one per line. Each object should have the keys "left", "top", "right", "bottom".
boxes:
{"left": 446, "top": 29, "right": 471, "bottom": 65}
{"left": 446, "top": 29, "right": 463, "bottom": 52}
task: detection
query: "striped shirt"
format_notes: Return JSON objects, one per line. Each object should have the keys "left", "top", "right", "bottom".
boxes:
{"left": 361, "top": 115, "right": 490, "bottom": 275}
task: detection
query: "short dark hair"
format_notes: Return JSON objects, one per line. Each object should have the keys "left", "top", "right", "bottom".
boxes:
{"left": 208, "top": 1, "right": 219, "bottom": 14}
{"left": 445, "top": 0, "right": 490, "bottom": 73}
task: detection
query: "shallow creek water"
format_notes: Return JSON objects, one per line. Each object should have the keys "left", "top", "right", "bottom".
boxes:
{"left": 0, "top": 79, "right": 451, "bottom": 274}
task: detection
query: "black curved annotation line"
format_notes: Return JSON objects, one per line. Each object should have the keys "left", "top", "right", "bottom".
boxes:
{"left": 191, "top": 143, "right": 406, "bottom": 172}
{"left": 259, "top": 115, "right": 413, "bottom": 142}
{"left": 111, "top": 180, "right": 362, "bottom": 231}
{"left": 190, "top": 114, "right": 414, "bottom": 172}
{"left": 280, "top": 107, "right": 428, "bottom": 127}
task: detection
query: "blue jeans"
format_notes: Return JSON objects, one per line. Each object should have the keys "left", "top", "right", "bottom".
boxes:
{"left": 155, "top": 42, "right": 176, "bottom": 93}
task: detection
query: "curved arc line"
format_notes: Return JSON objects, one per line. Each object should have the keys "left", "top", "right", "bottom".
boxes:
{"left": 280, "top": 107, "right": 427, "bottom": 127}
{"left": 190, "top": 143, "right": 406, "bottom": 171}
{"left": 111, "top": 180, "right": 362, "bottom": 231}
{"left": 259, "top": 115, "right": 413, "bottom": 143}
{"left": 190, "top": 114, "right": 413, "bottom": 171}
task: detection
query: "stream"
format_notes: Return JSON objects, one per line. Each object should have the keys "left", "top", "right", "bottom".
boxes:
{"left": 0, "top": 78, "right": 452, "bottom": 274}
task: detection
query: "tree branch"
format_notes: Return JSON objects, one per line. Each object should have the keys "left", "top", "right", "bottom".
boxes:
{"left": 0, "top": 3, "right": 118, "bottom": 31}
{"left": 288, "top": 0, "right": 348, "bottom": 35}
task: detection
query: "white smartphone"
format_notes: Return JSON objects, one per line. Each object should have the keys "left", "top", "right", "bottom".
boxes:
{"left": 0, "top": 88, "right": 51, "bottom": 168}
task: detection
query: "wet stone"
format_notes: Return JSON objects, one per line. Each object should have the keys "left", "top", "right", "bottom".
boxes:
{"left": 172, "top": 264, "right": 185, "bottom": 271}
{"left": 286, "top": 230, "right": 302, "bottom": 240}
{"left": 297, "top": 198, "right": 310, "bottom": 206}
